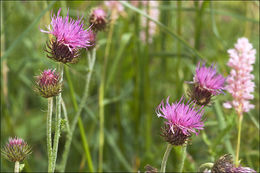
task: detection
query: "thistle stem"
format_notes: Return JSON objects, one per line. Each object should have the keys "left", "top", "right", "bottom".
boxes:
{"left": 59, "top": 49, "right": 96, "bottom": 172}
{"left": 235, "top": 113, "right": 243, "bottom": 166}
{"left": 52, "top": 63, "right": 64, "bottom": 172}
{"left": 47, "top": 97, "right": 53, "bottom": 172}
{"left": 14, "top": 161, "right": 19, "bottom": 173}
{"left": 98, "top": 9, "right": 116, "bottom": 172}
{"left": 178, "top": 144, "right": 187, "bottom": 173}
{"left": 160, "top": 144, "right": 173, "bottom": 173}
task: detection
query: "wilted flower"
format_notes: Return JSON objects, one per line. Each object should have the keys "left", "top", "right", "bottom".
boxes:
{"left": 1, "top": 137, "right": 32, "bottom": 162}
{"left": 223, "top": 37, "right": 256, "bottom": 113}
{"left": 41, "top": 8, "right": 92, "bottom": 63}
{"left": 156, "top": 97, "right": 204, "bottom": 145}
{"left": 188, "top": 62, "right": 225, "bottom": 106}
{"left": 89, "top": 8, "right": 107, "bottom": 32}
{"left": 34, "top": 69, "right": 62, "bottom": 98}
{"left": 140, "top": 1, "right": 159, "bottom": 43}
{"left": 211, "top": 154, "right": 256, "bottom": 173}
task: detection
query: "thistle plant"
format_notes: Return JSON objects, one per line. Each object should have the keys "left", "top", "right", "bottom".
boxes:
{"left": 1, "top": 137, "right": 32, "bottom": 173}
{"left": 223, "top": 38, "right": 256, "bottom": 167}
{"left": 89, "top": 8, "right": 107, "bottom": 32}
{"left": 188, "top": 62, "right": 226, "bottom": 106}
{"left": 156, "top": 97, "right": 204, "bottom": 173}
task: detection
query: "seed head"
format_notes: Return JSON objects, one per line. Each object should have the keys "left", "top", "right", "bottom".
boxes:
{"left": 35, "top": 69, "right": 62, "bottom": 98}
{"left": 89, "top": 8, "right": 107, "bottom": 32}
{"left": 156, "top": 97, "right": 204, "bottom": 145}
{"left": 1, "top": 137, "right": 32, "bottom": 162}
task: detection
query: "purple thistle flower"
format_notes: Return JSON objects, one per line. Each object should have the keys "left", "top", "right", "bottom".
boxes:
{"left": 156, "top": 97, "right": 204, "bottom": 145}
{"left": 41, "top": 8, "right": 92, "bottom": 63}
{"left": 1, "top": 137, "right": 32, "bottom": 162}
{"left": 188, "top": 62, "right": 225, "bottom": 106}
{"left": 231, "top": 166, "right": 256, "bottom": 173}
{"left": 35, "top": 69, "right": 62, "bottom": 98}
{"left": 89, "top": 8, "right": 107, "bottom": 32}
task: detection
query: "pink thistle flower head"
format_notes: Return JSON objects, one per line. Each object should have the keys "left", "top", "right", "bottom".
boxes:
{"left": 35, "top": 69, "right": 62, "bottom": 98}
{"left": 156, "top": 97, "right": 204, "bottom": 145}
{"left": 41, "top": 8, "right": 92, "bottom": 63}
{"left": 188, "top": 62, "right": 225, "bottom": 106}
{"left": 89, "top": 8, "right": 107, "bottom": 32}
{"left": 223, "top": 37, "right": 256, "bottom": 114}
{"left": 1, "top": 137, "right": 32, "bottom": 162}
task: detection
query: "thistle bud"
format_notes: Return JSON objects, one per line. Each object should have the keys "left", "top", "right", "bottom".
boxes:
{"left": 1, "top": 137, "right": 32, "bottom": 162}
{"left": 35, "top": 69, "right": 62, "bottom": 98}
{"left": 145, "top": 164, "right": 157, "bottom": 173}
{"left": 86, "top": 30, "right": 96, "bottom": 50}
{"left": 89, "top": 8, "right": 107, "bottom": 32}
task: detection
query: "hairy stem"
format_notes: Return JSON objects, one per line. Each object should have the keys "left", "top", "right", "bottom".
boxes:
{"left": 59, "top": 49, "right": 96, "bottom": 172}
{"left": 52, "top": 63, "right": 64, "bottom": 172}
{"left": 14, "top": 161, "right": 19, "bottom": 173}
{"left": 47, "top": 97, "right": 53, "bottom": 172}
{"left": 160, "top": 144, "right": 173, "bottom": 173}
{"left": 98, "top": 9, "right": 116, "bottom": 172}
{"left": 178, "top": 144, "right": 187, "bottom": 173}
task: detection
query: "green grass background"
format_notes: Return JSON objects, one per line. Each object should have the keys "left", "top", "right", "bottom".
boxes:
{"left": 1, "top": 1, "right": 259, "bottom": 172}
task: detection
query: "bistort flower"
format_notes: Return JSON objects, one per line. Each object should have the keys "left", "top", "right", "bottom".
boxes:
{"left": 156, "top": 97, "right": 204, "bottom": 145}
{"left": 89, "top": 8, "right": 107, "bottom": 32}
{"left": 188, "top": 62, "right": 225, "bottom": 106}
{"left": 34, "top": 69, "right": 62, "bottom": 98}
{"left": 223, "top": 37, "right": 256, "bottom": 114}
{"left": 1, "top": 137, "right": 32, "bottom": 162}
{"left": 211, "top": 154, "right": 256, "bottom": 173}
{"left": 41, "top": 8, "right": 92, "bottom": 63}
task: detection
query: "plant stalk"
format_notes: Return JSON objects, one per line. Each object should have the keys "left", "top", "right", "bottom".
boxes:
{"left": 160, "top": 144, "right": 173, "bottom": 173}
{"left": 59, "top": 50, "right": 96, "bottom": 172}
{"left": 52, "top": 63, "right": 64, "bottom": 172}
{"left": 14, "top": 161, "right": 19, "bottom": 173}
{"left": 178, "top": 144, "right": 187, "bottom": 173}
{"left": 235, "top": 112, "right": 243, "bottom": 166}
{"left": 47, "top": 97, "right": 53, "bottom": 172}
{"left": 98, "top": 9, "right": 116, "bottom": 172}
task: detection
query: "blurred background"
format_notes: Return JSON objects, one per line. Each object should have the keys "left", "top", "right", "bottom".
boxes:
{"left": 1, "top": 1, "right": 259, "bottom": 172}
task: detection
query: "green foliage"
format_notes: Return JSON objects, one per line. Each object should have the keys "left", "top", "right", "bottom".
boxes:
{"left": 1, "top": 1, "right": 259, "bottom": 172}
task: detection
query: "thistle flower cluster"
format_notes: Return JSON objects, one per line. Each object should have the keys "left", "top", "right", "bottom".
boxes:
{"left": 188, "top": 62, "right": 226, "bottom": 106}
{"left": 156, "top": 97, "right": 204, "bottom": 145}
{"left": 41, "top": 9, "right": 96, "bottom": 64}
{"left": 1, "top": 137, "right": 32, "bottom": 162}
{"left": 223, "top": 37, "right": 256, "bottom": 113}
{"left": 140, "top": 1, "right": 159, "bottom": 43}
{"left": 35, "top": 69, "right": 62, "bottom": 98}
{"left": 211, "top": 154, "right": 256, "bottom": 173}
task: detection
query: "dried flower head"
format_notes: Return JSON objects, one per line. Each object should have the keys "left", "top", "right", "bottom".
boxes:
{"left": 223, "top": 37, "right": 256, "bottom": 114}
{"left": 156, "top": 97, "right": 204, "bottom": 145}
{"left": 35, "top": 69, "right": 62, "bottom": 98}
{"left": 41, "top": 9, "right": 92, "bottom": 63}
{"left": 1, "top": 137, "right": 32, "bottom": 162}
{"left": 89, "top": 8, "right": 107, "bottom": 32}
{"left": 145, "top": 164, "right": 157, "bottom": 173}
{"left": 188, "top": 62, "right": 225, "bottom": 106}
{"left": 211, "top": 154, "right": 256, "bottom": 173}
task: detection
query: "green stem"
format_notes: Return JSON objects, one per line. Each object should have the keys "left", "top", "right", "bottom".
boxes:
{"left": 14, "top": 161, "right": 19, "bottom": 173}
{"left": 59, "top": 50, "right": 96, "bottom": 172}
{"left": 198, "top": 163, "right": 214, "bottom": 172}
{"left": 52, "top": 63, "right": 64, "bottom": 172}
{"left": 98, "top": 10, "right": 116, "bottom": 172}
{"left": 235, "top": 114, "right": 243, "bottom": 166}
{"left": 160, "top": 144, "right": 173, "bottom": 173}
{"left": 176, "top": 0, "right": 182, "bottom": 98}
{"left": 178, "top": 145, "right": 187, "bottom": 173}
{"left": 47, "top": 97, "right": 53, "bottom": 172}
